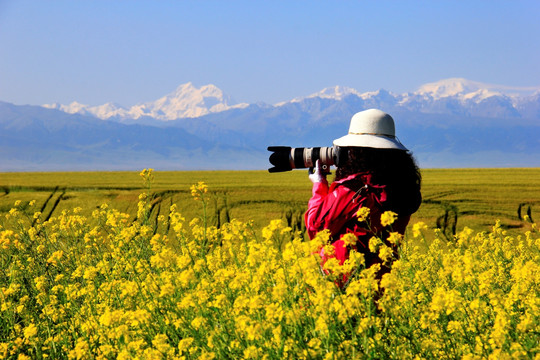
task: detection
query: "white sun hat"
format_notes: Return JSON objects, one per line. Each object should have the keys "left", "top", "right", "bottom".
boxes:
{"left": 332, "top": 109, "right": 408, "bottom": 150}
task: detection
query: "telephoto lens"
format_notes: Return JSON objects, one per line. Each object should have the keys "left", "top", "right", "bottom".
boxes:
{"left": 267, "top": 146, "right": 340, "bottom": 173}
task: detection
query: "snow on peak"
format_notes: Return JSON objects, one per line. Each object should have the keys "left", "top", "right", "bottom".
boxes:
{"left": 415, "top": 78, "right": 540, "bottom": 101}
{"left": 43, "top": 83, "right": 248, "bottom": 121}
{"left": 42, "top": 103, "right": 61, "bottom": 110}
{"left": 416, "top": 78, "right": 496, "bottom": 99}
{"left": 91, "top": 103, "right": 128, "bottom": 118}
{"left": 312, "top": 85, "right": 363, "bottom": 100}
{"left": 138, "top": 82, "right": 247, "bottom": 120}
{"left": 278, "top": 86, "right": 363, "bottom": 106}
{"left": 43, "top": 101, "right": 91, "bottom": 114}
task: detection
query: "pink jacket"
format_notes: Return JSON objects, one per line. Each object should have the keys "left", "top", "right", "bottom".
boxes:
{"left": 305, "top": 172, "right": 410, "bottom": 271}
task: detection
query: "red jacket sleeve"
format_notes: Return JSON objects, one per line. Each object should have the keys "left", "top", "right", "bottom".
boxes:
{"left": 304, "top": 180, "right": 359, "bottom": 240}
{"left": 304, "top": 179, "right": 329, "bottom": 238}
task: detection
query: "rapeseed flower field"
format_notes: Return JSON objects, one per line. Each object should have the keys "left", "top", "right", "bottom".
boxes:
{"left": 1, "top": 169, "right": 539, "bottom": 359}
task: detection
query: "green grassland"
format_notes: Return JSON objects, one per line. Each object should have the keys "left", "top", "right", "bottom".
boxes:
{"left": 1, "top": 168, "right": 539, "bottom": 238}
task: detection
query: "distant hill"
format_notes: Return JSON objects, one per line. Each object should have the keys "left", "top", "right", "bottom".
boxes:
{"left": 0, "top": 101, "right": 262, "bottom": 171}
{"left": 2, "top": 78, "right": 540, "bottom": 171}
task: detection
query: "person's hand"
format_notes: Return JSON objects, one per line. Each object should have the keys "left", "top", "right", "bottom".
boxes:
{"left": 308, "top": 160, "right": 327, "bottom": 184}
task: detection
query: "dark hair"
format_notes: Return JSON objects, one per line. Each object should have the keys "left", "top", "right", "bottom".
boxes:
{"left": 335, "top": 147, "right": 422, "bottom": 216}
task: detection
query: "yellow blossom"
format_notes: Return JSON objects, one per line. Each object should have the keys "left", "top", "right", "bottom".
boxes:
{"left": 47, "top": 250, "right": 64, "bottom": 266}
{"left": 368, "top": 236, "right": 382, "bottom": 253}
{"left": 140, "top": 168, "right": 155, "bottom": 185}
{"left": 190, "top": 181, "right": 208, "bottom": 200}
{"left": 387, "top": 232, "right": 402, "bottom": 245}
{"left": 23, "top": 323, "right": 38, "bottom": 339}
{"left": 178, "top": 337, "right": 194, "bottom": 353}
{"left": 356, "top": 207, "right": 370, "bottom": 222}
{"left": 70, "top": 339, "right": 90, "bottom": 360}
{"left": 341, "top": 233, "right": 358, "bottom": 247}
{"left": 412, "top": 221, "right": 428, "bottom": 238}
{"left": 378, "top": 244, "right": 393, "bottom": 264}
{"left": 380, "top": 211, "right": 398, "bottom": 227}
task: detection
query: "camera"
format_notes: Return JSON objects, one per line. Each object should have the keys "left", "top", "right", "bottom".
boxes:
{"left": 267, "top": 146, "right": 347, "bottom": 173}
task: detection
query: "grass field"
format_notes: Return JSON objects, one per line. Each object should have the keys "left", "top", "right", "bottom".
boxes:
{"left": 1, "top": 168, "right": 539, "bottom": 237}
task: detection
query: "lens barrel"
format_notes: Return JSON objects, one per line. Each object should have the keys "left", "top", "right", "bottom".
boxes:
{"left": 267, "top": 146, "right": 335, "bottom": 173}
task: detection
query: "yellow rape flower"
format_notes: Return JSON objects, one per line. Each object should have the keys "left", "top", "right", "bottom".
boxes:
{"left": 190, "top": 181, "right": 208, "bottom": 200}
{"left": 387, "top": 232, "right": 402, "bottom": 245}
{"left": 323, "top": 257, "right": 341, "bottom": 274}
{"left": 83, "top": 266, "right": 98, "bottom": 281}
{"left": 378, "top": 244, "right": 393, "bottom": 265}
{"left": 349, "top": 249, "right": 365, "bottom": 268}
{"left": 380, "top": 211, "right": 398, "bottom": 227}
{"left": 368, "top": 236, "right": 382, "bottom": 253}
{"left": 23, "top": 323, "right": 38, "bottom": 339}
{"left": 159, "top": 283, "right": 175, "bottom": 298}
{"left": 153, "top": 334, "right": 173, "bottom": 356}
{"left": 191, "top": 316, "right": 205, "bottom": 330}
{"left": 178, "top": 337, "right": 194, "bottom": 353}
{"left": 342, "top": 233, "right": 358, "bottom": 247}
{"left": 140, "top": 168, "right": 155, "bottom": 186}
{"left": 356, "top": 207, "right": 370, "bottom": 222}
{"left": 70, "top": 339, "right": 90, "bottom": 360}
{"left": 47, "top": 250, "right": 64, "bottom": 266}
{"left": 243, "top": 345, "right": 260, "bottom": 359}
{"left": 412, "top": 221, "right": 428, "bottom": 238}
{"left": 322, "top": 244, "right": 336, "bottom": 257}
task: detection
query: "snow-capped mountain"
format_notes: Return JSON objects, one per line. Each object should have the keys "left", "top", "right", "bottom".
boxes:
{"left": 277, "top": 78, "right": 540, "bottom": 118}
{"left": 128, "top": 83, "right": 248, "bottom": 120}
{"left": 44, "top": 82, "right": 249, "bottom": 121}
{"left": 43, "top": 78, "right": 540, "bottom": 122}
{"left": 408, "top": 77, "right": 540, "bottom": 110}
{"left": 43, "top": 101, "right": 129, "bottom": 118}
{"left": 396, "top": 78, "right": 540, "bottom": 118}
{"left": 3, "top": 77, "right": 540, "bottom": 171}
{"left": 285, "top": 78, "right": 538, "bottom": 103}
{"left": 279, "top": 86, "right": 364, "bottom": 105}
{"left": 414, "top": 78, "right": 504, "bottom": 100}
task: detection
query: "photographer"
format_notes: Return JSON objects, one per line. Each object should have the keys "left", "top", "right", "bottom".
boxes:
{"left": 304, "top": 109, "right": 422, "bottom": 285}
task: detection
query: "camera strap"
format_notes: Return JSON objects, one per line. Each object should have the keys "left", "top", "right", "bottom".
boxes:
{"left": 352, "top": 184, "right": 369, "bottom": 203}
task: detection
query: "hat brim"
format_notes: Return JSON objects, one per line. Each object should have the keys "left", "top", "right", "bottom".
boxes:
{"left": 333, "top": 134, "right": 408, "bottom": 151}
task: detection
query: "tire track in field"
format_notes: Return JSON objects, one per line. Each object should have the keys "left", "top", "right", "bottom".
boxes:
{"left": 517, "top": 201, "right": 539, "bottom": 223}
{"left": 152, "top": 199, "right": 162, "bottom": 235}
{"left": 421, "top": 192, "right": 467, "bottom": 240}
{"left": 423, "top": 192, "right": 537, "bottom": 237}
{"left": 166, "top": 197, "right": 173, "bottom": 234}
{"left": 7, "top": 185, "right": 141, "bottom": 192}
{"left": 39, "top": 186, "right": 59, "bottom": 214}
{"left": 422, "top": 190, "right": 460, "bottom": 201}
{"left": 422, "top": 191, "right": 483, "bottom": 239}
{"left": 132, "top": 190, "right": 183, "bottom": 232}
{"left": 44, "top": 189, "right": 67, "bottom": 222}
{"left": 32, "top": 186, "right": 61, "bottom": 226}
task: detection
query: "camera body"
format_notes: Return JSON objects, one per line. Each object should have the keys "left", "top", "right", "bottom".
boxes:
{"left": 267, "top": 145, "right": 347, "bottom": 173}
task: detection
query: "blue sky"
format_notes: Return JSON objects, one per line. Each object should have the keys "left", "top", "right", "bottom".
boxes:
{"left": 1, "top": 0, "right": 539, "bottom": 107}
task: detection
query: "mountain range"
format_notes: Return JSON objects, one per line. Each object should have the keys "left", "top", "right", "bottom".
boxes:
{"left": 43, "top": 82, "right": 249, "bottom": 121}
{"left": 2, "top": 78, "right": 540, "bottom": 171}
